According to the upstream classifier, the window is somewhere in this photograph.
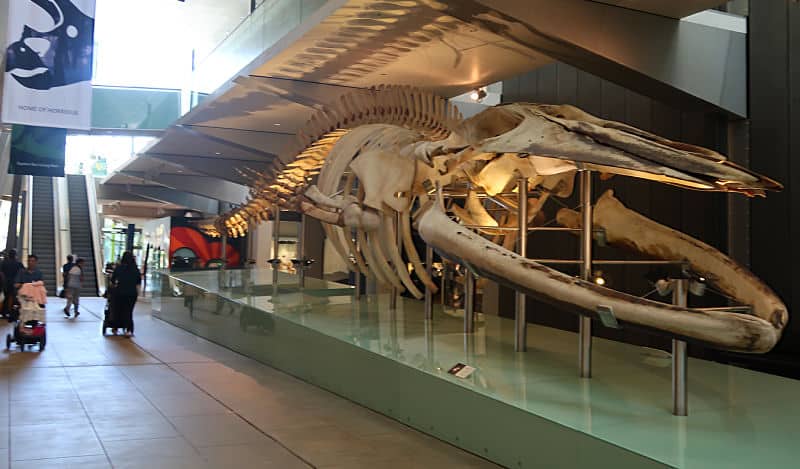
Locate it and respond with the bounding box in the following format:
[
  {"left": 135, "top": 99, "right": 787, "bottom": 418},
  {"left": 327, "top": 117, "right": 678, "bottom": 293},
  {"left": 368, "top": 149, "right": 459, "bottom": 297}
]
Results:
[
  {"left": 65, "top": 135, "right": 155, "bottom": 177},
  {"left": 92, "top": 0, "right": 250, "bottom": 89}
]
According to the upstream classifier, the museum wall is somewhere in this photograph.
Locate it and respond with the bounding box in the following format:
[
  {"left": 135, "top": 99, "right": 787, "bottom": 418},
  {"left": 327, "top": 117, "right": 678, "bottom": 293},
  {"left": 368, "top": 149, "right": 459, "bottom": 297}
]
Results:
[{"left": 748, "top": 1, "right": 800, "bottom": 366}]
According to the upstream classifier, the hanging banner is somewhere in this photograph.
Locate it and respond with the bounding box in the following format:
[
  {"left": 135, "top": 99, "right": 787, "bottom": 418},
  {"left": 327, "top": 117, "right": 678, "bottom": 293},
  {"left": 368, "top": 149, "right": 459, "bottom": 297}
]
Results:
[
  {"left": 1, "top": 0, "right": 96, "bottom": 129},
  {"left": 8, "top": 124, "right": 66, "bottom": 176}
]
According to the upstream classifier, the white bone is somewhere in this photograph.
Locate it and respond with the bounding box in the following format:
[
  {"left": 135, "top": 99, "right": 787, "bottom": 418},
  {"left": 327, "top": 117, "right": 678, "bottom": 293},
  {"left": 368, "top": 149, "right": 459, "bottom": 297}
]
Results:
[
  {"left": 557, "top": 190, "right": 788, "bottom": 334},
  {"left": 417, "top": 201, "right": 779, "bottom": 353}
]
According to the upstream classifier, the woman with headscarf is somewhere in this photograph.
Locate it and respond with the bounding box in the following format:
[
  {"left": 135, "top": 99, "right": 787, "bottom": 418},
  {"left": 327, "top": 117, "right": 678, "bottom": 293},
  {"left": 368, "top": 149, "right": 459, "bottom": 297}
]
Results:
[{"left": 110, "top": 252, "right": 141, "bottom": 337}]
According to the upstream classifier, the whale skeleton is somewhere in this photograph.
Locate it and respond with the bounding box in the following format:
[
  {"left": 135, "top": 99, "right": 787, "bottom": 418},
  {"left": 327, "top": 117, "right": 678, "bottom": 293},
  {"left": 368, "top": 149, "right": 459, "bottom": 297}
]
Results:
[{"left": 220, "top": 85, "right": 786, "bottom": 354}]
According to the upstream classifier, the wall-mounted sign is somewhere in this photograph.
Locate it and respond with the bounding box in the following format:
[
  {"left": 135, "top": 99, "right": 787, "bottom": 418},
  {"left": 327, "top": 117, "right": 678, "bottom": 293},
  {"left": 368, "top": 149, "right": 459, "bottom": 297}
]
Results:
[
  {"left": 1, "top": 0, "right": 96, "bottom": 129},
  {"left": 8, "top": 124, "right": 66, "bottom": 176}
]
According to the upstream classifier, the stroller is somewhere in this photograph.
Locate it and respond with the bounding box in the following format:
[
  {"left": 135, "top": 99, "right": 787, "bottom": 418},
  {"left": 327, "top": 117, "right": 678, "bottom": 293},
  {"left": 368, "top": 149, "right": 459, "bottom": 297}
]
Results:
[{"left": 6, "top": 295, "right": 46, "bottom": 351}]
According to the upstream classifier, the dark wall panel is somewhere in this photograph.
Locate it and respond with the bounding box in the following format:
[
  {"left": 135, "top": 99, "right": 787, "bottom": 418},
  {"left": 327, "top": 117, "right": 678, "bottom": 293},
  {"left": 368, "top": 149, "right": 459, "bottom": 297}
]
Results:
[
  {"left": 750, "top": 0, "right": 798, "bottom": 365},
  {"left": 791, "top": 2, "right": 800, "bottom": 350}
]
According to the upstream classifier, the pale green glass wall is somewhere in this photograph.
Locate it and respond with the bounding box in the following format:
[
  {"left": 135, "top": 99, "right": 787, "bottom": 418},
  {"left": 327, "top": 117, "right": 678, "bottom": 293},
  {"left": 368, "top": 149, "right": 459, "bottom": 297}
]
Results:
[{"left": 91, "top": 87, "right": 181, "bottom": 130}]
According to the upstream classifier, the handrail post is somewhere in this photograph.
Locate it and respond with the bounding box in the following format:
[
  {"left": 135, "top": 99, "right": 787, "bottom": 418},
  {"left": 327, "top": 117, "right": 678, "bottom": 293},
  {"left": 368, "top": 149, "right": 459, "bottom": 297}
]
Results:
[
  {"left": 579, "top": 170, "right": 593, "bottom": 378},
  {"left": 672, "top": 278, "right": 689, "bottom": 416},
  {"left": 515, "top": 178, "right": 528, "bottom": 352}
]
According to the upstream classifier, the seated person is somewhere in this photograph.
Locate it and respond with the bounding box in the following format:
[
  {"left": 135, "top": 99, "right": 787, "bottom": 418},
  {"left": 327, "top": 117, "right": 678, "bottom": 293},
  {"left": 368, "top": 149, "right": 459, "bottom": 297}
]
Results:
[
  {"left": 14, "top": 254, "right": 43, "bottom": 288},
  {"left": 15, "top": 254, "right": 45, "bottom": 311}
]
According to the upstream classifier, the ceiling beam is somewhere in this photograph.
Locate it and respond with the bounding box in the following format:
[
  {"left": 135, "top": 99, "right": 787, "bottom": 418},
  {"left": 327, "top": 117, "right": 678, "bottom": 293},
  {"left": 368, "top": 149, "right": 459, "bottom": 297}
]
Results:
[
  {"left": 102, "top": 205, "right": 184, "bottom": 219},
  {"left": 127, "top": 186, "right": 220, "bottom": 215},
  {"left": 177, "top": 124, "right": 281, "bottom": 161},
  {"left": 96, "top": 184, "right": 158, "bottom": 203},
  {"left": 119, "top": 171, "right": 249, "bottom": 205},
  {"left": 146, "top": 152, "right": 269, "bottom": 186}
]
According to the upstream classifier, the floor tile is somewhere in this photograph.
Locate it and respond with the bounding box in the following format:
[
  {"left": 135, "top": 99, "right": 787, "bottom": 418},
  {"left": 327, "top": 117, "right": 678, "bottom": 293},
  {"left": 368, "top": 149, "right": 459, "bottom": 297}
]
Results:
[
  {"left": 119, "top": 366, "right": 198, "bottom": 395},
  {"left": 9, "top": 381, "right": 77, "bottom": 403},
  {"left": 104, "top": 437, "right": 202, "bottom": 463},
  {"left": 113, "top": 458, "right": 210, "bottom": 469},
  {"left": 147, "top": 391, "right": 231, "bottom": 417},
  {"left": 91, "top": 414, "right": 178, "bottom": 442},
  {"left": 80, "top": 392, "right": 160, "bottom": 418},
  {"left": 9, "top": 398, "right": 87, "bottom": 426},
  {"left": 169, "top": 413, "right": 267, "bottom": 447},
  {"left": 198, "top": 443, "right": 310, "bottom": 469},
  {"left": 269, "top": 424, "right": 380, "bottom": 467},
  {"left": 10, "top": 455, "right": 110, "bottom": 469},
  {"left": 10, "top": 421, "right": 103, "bottom": 461}
]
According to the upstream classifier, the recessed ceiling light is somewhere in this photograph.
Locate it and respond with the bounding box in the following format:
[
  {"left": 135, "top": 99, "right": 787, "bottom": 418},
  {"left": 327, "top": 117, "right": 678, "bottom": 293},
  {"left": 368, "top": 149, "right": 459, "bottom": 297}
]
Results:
[
  {"left": 470, "top": 87, "right": 487, "bottom": 102},
  {"left": 273, "top": 123, "right": 281, "bottom": 126},
  {"left": 215, "top": 152, "right": 221, "bottom": 155}
]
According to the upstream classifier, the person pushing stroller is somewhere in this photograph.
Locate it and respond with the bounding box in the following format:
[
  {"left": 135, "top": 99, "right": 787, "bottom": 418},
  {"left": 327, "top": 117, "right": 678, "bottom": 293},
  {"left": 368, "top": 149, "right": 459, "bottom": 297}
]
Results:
[
  {"left": 104, "top": 252, "right": 140, "bottom": 337},
  {"left": 6, "top": 254, "right": 47, "bottom": 351}
]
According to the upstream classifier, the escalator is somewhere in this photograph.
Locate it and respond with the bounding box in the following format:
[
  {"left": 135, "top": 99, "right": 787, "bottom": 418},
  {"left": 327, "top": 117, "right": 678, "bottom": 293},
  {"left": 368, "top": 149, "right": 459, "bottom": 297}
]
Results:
[
  {"left": 67, "top": 175, "right": 99, "bottom": 296},
  {"left": 30, "top": 177, "right": 57, "bottom": 295}
]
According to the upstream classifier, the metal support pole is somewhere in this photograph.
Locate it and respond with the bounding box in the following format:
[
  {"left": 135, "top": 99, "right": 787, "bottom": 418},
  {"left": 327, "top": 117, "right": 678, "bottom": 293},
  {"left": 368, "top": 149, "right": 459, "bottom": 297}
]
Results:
[
  {"left": 353, "top": 230, "right": 362, "bottom": 300},
  {"left": 425, "top": 308, "right": 435, "bottom": 361},
  {"left": 388, "top": 281, "right": 398, "bottom": 308},
  {"left": 515, "top": 178, "right": 528, "bottom": 352},
  {"left": 579, "top": 170, "right": 593, "bottom": 378},
  {"left": 297, "top": 214, "right": 307, "bottom": 288},
  {"left": 424, "top": 245, "right": 434, "bottom": 320},
  {"left": 672, "top": 278, "right": 689, "bottom": 416},
  {"left": 354, "top": 271, "right": 362, "bottom": 300},
  {"left": 440, "top": 262, "right": 447, "bottom": 306},
  {"left": 5, "top": 175, "right": 22, "bottom": 252},
  {"left": 389, "top": 215, "right": 399, "bottom": 311},
  {"left": 220, "top": 234, "right": 228, "bottom": 270},
  {"left": 464, "top": 270, "right": 475, "bottom": 333},
  {"left": 272, "top": 206, "right": 281, "bottom": 288},
  {"left": 17, "top": 188, "right": 27, "bottom": 254}
]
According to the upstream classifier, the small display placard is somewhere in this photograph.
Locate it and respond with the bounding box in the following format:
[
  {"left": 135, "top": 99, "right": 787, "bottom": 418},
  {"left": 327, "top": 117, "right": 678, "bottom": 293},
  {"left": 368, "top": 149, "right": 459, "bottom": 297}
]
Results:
[{"left": 447, "top": 363, "right": 476, "bottom": 379}]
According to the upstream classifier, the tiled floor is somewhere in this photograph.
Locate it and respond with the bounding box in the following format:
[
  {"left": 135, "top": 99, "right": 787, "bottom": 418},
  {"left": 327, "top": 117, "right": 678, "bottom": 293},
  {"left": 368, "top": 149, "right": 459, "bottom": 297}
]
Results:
[{"left": 0, "top": 298, "right": 498, "bottom": 468}]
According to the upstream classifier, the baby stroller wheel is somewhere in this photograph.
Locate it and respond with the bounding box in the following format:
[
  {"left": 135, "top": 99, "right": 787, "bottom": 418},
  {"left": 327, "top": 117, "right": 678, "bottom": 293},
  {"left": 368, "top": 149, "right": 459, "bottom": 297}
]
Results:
[
  {"left": 6, "top": 333, "right": 11, "bottom": 350},
  {"left": 39, "top": 333, "right": 46, "bottom": 351},
  {"left": 102, "top": 321, "right": 108, "bottom": 336}
]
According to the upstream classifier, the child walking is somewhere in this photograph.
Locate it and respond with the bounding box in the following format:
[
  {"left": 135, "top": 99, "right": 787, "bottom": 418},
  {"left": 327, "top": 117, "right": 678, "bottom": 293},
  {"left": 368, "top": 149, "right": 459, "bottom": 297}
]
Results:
[{"left": 64, "top": 258, "right": 84, "bottom": 318}]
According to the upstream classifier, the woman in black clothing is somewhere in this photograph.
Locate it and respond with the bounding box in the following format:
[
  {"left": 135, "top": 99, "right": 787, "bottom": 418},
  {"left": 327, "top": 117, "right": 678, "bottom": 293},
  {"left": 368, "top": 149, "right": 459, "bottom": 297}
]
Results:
[{"left": 111, "top": 251, "right": 141, "bottom": 337}]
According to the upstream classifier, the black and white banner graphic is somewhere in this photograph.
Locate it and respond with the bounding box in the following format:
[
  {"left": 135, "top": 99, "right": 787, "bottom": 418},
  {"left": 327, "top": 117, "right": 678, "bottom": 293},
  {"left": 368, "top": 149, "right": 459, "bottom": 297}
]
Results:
[{"left": 2, "top": 0, "right": 96, "bottom": 129}]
